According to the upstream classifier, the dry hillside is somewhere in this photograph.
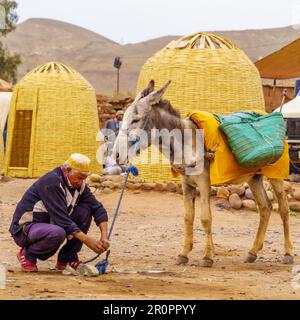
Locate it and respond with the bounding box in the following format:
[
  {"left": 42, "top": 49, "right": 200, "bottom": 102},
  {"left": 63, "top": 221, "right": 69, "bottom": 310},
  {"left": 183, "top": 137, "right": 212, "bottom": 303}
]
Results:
[{"left": 1, "top": 18, "right": 300, "bottom": 94}]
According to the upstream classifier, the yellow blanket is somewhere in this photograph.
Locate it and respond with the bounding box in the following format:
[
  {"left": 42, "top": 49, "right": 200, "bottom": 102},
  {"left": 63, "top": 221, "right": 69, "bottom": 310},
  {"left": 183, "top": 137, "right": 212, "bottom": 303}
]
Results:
[{"left": 185, "top": 111, "right": 289, "bottom": 185}]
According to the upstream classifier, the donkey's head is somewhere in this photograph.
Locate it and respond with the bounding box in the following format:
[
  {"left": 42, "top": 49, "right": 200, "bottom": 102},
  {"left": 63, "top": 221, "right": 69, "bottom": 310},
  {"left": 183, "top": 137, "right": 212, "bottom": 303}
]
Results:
[{"left": 113, "top": 80, "right": 172, "bottom": 165}]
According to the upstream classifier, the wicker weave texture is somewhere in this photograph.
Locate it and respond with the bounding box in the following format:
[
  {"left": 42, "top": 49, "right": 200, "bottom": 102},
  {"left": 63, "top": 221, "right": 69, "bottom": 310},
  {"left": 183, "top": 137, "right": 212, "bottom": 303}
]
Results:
[
  {"left": 0, "top": 133, "right": 3, "bottom": 174},
  {"left": 135, "top": 33, "right": 265, "bottom": 183},
  {"left": 5, "top": 62, "right": 100, "bottom": 178}
]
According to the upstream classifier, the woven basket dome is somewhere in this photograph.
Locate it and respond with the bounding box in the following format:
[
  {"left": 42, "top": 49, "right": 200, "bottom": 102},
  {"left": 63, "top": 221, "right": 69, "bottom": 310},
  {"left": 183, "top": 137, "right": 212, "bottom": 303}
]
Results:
[
  {"left": 135, "top": 32, "right": 265, "bottom": 183},
  {"left": 5, "top": 62, "right": 100, "bottom": 178},
  {"left": 0, "top": 134, "right": 3, "bottom": 174}
]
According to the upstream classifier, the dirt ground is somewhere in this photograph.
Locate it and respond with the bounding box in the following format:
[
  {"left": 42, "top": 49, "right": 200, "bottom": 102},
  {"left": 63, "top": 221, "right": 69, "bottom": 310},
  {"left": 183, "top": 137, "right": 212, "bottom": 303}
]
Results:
[{"left": 1, "top": 178, "right": 300, "bottom": 300}]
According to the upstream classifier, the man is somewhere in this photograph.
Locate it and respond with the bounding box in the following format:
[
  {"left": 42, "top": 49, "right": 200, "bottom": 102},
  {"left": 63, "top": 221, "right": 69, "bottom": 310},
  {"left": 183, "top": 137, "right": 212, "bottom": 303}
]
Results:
[
  {"left": 103, "top": 110, "right": 125, "bottom": 174},
  {"left": 9, "top": 153, "right": 109, "bottom": 272},
  {"left": 104, "top": 110, "right": 124, "bottom": 137}
]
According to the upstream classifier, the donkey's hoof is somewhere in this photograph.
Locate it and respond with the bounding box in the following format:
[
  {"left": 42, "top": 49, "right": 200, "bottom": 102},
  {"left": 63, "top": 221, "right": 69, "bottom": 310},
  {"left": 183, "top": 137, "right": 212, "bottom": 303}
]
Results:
[
  {"left": 176, "top": 255, "right": 189, "bottom": 265},
  {"left": 282, "top": 254, "right": 294, "bottom": 265},
  {"left": 244, "top": 253, "right": 257, "bottom": 263},
  {"left": 199, "top": 258, "right": 214, "bottom": 268}
]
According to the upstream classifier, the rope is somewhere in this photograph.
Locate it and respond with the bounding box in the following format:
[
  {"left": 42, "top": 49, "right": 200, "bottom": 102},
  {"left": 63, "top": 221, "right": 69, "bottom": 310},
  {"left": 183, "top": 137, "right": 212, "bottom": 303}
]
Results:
[
  {"left": 83, "top": 114, "right": 150, "bottom": 265},
  {"left": 83, "top": 168, "right": 131, "bottom": 264}
]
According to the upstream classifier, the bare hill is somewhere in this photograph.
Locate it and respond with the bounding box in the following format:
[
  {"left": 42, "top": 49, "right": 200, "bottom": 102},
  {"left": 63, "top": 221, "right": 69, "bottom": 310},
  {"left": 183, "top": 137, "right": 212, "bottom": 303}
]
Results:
[{"left": 1, "top": 18, "right": 300, "bottom": 94}]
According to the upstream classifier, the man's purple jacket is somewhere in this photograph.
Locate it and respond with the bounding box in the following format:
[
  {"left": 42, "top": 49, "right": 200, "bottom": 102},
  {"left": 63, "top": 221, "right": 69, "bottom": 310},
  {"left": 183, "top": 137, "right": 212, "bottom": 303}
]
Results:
[{"left": 9, "top": 167, "right": 108, "bottom": 239}]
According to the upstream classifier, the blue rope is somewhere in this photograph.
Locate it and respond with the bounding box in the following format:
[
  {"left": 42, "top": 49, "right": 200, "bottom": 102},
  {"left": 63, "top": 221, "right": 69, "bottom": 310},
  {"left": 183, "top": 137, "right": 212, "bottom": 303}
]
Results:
[
  {"left": 83, "top": 114, "right": 148, "bottom": 267},
  {"left": 83, "top": 167, "right": 131, "bottom": 264}
]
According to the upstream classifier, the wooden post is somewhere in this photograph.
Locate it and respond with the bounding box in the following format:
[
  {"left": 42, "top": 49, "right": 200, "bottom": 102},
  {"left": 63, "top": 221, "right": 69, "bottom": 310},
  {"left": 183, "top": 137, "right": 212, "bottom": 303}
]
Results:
[
  {"left": 271, "top": 79, "right": 277, "bottom": 110},
  {"left": 117, "top": 68, "right": 120, "bottom": 95}
]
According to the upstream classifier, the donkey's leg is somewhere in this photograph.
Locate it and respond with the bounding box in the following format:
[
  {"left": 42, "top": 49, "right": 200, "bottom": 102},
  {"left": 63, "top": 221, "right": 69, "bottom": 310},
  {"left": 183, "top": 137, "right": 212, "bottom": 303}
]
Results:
[
  {"left": 269, "top": 178, "right": 294, "bottom": 264},
  {"left": 197, "top": 174, "right": 214, "bottom": 268},
  {"left": 176, "top": 178, "right": 196, "bottom": 265},
  {"left": 245, "top": 175, "right": 272, "bottom": 263}
]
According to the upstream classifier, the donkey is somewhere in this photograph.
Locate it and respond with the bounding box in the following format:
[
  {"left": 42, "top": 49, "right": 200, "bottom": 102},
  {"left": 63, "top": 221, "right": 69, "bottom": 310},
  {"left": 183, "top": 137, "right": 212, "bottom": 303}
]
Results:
[{"left": 113, "top": 80, "right": 293, "bottom": 267}]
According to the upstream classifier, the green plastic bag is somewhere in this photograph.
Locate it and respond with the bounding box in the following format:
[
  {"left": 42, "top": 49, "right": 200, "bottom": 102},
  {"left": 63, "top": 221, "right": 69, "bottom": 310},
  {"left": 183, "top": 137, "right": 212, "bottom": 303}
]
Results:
[{"left": 215, "top": 112, "right": 286, "bottom": 168}]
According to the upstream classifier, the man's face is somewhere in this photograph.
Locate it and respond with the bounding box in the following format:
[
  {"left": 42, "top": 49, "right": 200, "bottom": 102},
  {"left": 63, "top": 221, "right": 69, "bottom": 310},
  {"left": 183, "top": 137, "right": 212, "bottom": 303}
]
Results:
[
  {"left": 116, "top": 114, "right": 123, "bottom": 122},
  {"left": 67, "top": 169, "right": 87, "bottom": 188}
]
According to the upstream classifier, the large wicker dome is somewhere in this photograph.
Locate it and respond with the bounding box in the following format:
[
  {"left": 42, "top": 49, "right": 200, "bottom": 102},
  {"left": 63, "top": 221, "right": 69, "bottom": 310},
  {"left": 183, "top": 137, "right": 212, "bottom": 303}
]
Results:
[
  {"left": 135, "top": 32, "right": 265, "bottom": 183},
  {"left": 5, "top": 62, "right": 100, "bottom": 178},
  {"left": 0, "top": 134, "right": 3, "bottom": 174}
]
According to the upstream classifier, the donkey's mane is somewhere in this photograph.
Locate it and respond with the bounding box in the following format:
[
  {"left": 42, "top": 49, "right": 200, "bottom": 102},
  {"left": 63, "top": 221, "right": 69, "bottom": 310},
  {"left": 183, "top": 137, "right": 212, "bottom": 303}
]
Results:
[{"left": 153, "top": 99, "right": 181, "bottom": 118}]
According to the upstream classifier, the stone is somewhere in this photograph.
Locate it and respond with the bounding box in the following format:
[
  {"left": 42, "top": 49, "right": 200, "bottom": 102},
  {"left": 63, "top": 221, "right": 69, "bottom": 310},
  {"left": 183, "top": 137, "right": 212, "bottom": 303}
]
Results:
[
  {"left": 126, "top": 182, "right": 134, "bottom": 190},
  {"left": 107, "top": 175, "right": 123, "bottom": 183},
  {"left": 99, "top": 176, "right": 110, "bottom": 183},
  {"left": 176, "top": 184, "right": 183, "bottom": 195},
  {"left": 216, "top": 186, "right": 230, "bottom": 199},
  {"left": 115, "top": 183, "right": 124, "bottom": 189},
  {"left": 88, "top": 182, "right": 101, "bottom": 189},
  {"left": 242, "top": 200, "right": 257, "bottom": 211},
  {"left": 215, "top": 199, "right": 231, "bottom": 210},
  {"left": 228, "top": 184, "right": 245, "bottom": 196},
  {"left": 245, "top": 189, "right": 254, "bottom": 200},
  {"left": 89, "top": 187, "right": 96, "bottom": 193},
  {"left": 141, "top": 183, "right": 155, "bottom": 191},
  {"left": 89, "top": 174, "right": 102, "bottom": 183},
  {"left": 154, "top": 183, "right": 167, "bottom": 192},
  {"left": 289, "top": 202, "right": 300, "bottom": 213},
  {"left": 229, "top": 193, "right": 242, "bottom": 210},
  {"left": 0, "top": 176, "right": 13, "bottom": 183},
  {"left": 283, "top": 181, "right": 293, "bottom": 192},
  {"left": 166, "top": 183, "right": 177, "bottom": 193},
  {"left": 290, "top": 174, "right": 300, "bottom": 183},
  {"left": 292, "top": 189, "right": 300, "bottom": 201},
  {"left": 133, "top": 190, "right": 141, "bottom": 194},
  {"left": 131, "top": 178, "right": 143, "bottom": 184},
  {"left": 76, "top": 264, "right": 99, "bottom": 277},
  {"left": 101, "top": 181, "right": 116, "bottom": 189},
  {"left": 132, "top": 183, "right": 142, "bottom": 190},
  {"left": 210, "top": 187, "right": 218, "bottom": 196},
  {"left": 266, "top": 190, "right": 274, "bottom": 201},
  {"left": 103, "top": 188, "right": 113, "bottom": 194},
  {"left": 99, "top": 114, "right": 111, "bottom": 121}
]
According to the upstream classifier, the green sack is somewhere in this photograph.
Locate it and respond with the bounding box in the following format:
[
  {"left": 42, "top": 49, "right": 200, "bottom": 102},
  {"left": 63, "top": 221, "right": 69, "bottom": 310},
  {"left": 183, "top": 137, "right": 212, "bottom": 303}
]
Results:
[{"left": 214, "top": 112, "right": 286, "bottom": 168}]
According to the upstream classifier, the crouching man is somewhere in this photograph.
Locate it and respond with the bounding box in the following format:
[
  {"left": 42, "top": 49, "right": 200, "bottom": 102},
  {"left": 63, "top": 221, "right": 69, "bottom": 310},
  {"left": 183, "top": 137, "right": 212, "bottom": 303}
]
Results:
[{"left": 9, "top": 153, "right": 109, "bottom": 272}]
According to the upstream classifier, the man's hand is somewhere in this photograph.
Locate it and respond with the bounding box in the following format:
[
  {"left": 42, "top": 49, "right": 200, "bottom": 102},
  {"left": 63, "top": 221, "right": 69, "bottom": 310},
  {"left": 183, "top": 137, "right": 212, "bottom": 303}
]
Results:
[
  {"left": 74, "top": 232, "right": 106, "bottom": 254},
  {"left": 84, "top": 236, "right": 106, "bottom": 254},
  {"left": 100, "top": 238, "right": 110, "bottom": 251}
]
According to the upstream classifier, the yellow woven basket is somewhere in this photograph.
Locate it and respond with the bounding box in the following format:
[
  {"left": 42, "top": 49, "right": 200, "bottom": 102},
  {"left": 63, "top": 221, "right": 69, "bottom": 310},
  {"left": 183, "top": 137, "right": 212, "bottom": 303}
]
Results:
[
  {"left": 0, "top": 133, "right": 4, "bottom": 174},
  {"left": 135, "top": 32, "right": 265, "bottom": 183},
  {"left": 5, "top": 62, "right": 100, "bottom": 178}
]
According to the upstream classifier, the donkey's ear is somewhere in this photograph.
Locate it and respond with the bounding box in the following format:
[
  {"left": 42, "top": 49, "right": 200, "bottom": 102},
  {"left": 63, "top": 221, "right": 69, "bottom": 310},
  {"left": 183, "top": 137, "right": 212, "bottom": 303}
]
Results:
[
  {"left": 133, "top": 80, "right": 155, "bottom": 103},
  {"left": 141, "top": 80, "right": 155, "bottom": 98},
  {"left": 147, "top": 80, "right": 171, "bottom": 105}
]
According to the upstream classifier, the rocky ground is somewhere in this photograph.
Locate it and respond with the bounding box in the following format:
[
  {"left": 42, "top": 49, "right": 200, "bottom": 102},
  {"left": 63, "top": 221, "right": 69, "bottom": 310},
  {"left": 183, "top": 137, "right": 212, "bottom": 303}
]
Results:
[{"left": 1, "top": 177, "right": 300, "bottom": 300}]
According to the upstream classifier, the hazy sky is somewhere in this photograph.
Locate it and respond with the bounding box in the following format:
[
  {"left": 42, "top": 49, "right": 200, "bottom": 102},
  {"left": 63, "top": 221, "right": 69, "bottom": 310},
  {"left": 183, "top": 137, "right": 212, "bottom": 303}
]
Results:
[{"left": 17, "top": 0, "right": 299, "bottom": 44}]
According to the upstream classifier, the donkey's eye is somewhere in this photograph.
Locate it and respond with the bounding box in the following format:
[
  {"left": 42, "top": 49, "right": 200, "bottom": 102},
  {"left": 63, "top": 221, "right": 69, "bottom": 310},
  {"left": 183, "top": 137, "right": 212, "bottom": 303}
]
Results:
[{"left": 132, "top": 119, "right": 140, "bottom": 124}]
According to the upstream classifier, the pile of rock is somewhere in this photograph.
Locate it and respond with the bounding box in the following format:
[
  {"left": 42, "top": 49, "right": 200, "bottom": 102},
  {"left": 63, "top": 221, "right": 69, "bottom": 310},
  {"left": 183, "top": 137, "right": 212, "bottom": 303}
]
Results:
[
  {"left": 215, "top": 180, "right": 299, "bottom": 212},
  {"left": 87, "top": 174, "right": 300, "bottom": 213},
  {"left": 288, "top": 187, "right": 300, "bottom": 212},
  {"left": 87, "top": 174, "right": 183, "bottom": 195},
  {"left": 0, "top": 175, "right": 13, "bottom": 183},
  {"left": 96, "top": 95, "right": 133, "bottom": 128}
]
